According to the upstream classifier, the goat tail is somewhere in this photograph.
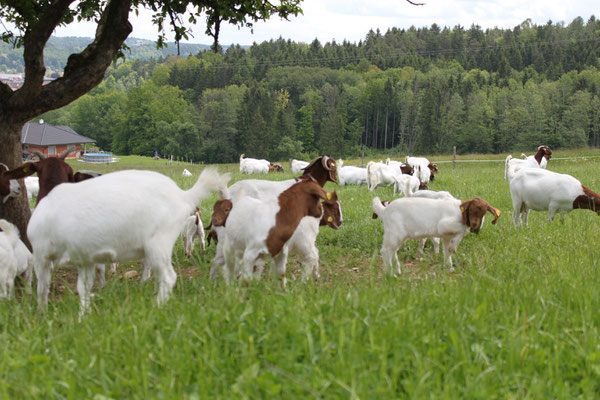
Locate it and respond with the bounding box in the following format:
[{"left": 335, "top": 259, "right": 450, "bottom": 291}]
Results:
[
  {"left": 405, "top": 178, "right": 414, "bottom": 197},
  {"left": 185, "top": 167, "right": 231, "bottom": 205},
  {"left": 366, "top": 161, "right": 374, "bottom": 190},
  {"left": 372, "top": 197, "right": 386, "bottom": 218},
  {"left": 504, "top": 155, "right": 513, "bottom": 181}
]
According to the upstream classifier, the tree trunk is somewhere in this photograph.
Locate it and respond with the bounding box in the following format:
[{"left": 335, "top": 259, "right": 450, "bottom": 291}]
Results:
[
  {"left": 384, "top": 107, "right": 389, "bottom": 150},
  {"left": 0, "top": 121, "right": 32, "bottom": 249}
]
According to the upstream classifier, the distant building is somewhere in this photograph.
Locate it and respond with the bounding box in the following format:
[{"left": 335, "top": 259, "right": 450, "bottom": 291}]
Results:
[{"left": 21, "top": 120, "right": 95, "bottom": 159}]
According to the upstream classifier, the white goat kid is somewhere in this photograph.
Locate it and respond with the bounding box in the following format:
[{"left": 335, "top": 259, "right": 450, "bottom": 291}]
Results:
[
  {"left": 367, "top": 161, "right": 402, "bottom": 191},
  {"left": 27, "top": 167, "right": 229, "bottom": 317},
  {"left": 509, "top": 168, "right": 600, "bottom": 226}
]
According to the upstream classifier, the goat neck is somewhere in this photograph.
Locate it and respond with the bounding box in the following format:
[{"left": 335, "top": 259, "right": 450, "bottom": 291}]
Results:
[
  {"left": 265, "top": 180, "right": 327, "bottom": 256},
  {"left": 573, "top": 185, "right": 600, "bottom": 214}
]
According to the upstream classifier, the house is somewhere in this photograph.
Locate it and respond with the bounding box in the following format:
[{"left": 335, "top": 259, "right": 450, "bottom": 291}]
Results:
[{"left": 21, "top": 120, "right": 95, "bottom": 159}]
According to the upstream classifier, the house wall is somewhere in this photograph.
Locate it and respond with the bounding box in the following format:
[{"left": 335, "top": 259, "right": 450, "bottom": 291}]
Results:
[{"left": 23, "top": 144, "right": 83, "bottom": 159}]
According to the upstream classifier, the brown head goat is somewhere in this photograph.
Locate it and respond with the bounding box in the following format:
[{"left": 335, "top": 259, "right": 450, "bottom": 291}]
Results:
[
  {"left": 3, "top": 149, "right": 100, "bottom": 205},
  {"left": 221, "top": 179, "right": 329, "bottom": 284}
]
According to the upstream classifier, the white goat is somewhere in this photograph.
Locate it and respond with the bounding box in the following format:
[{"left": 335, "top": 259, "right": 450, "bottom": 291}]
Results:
[
  {"left": 0, "top": 219, "right": 18, "bottom": 298},
  {"left": 406, "top": 189, "right": 457, "bottom": 254},
  {"left": 367, "top": 161, "right": 403, "bottom": 191},
  {"left": 289, "top": 159, "right": 309, "bottom": 175},
  {"left": 182, "top": 168, "right": 192, "bottom": 177},
  {"left": 505, "top": 146, "right": 552, "bottom": 181},
  {"left": 25, "top": 176, "right": 39, "bottom": 200},
  {"left": 0, "top": 219, "right": 31, "bottom": 298},
  {"left": 509, "top": 168, "right": 600, "bottom": 226},
  {"left": 337, "top": 159, "right": 368, "bottom": 186},
  {"left": 392, "top": 174, "right": 424, "bottom": 196},
  {"left": 27, "top": 167, "right": 229, "bottom": 317},
  {"left": 239, "top": 154, "right": 270, "bottom": 174},
  {"left": 372, "top": 196, "right": 500, "bottom": 274},
  {"left": 222, "top": 180, "right": 328, "bottom": 284}
]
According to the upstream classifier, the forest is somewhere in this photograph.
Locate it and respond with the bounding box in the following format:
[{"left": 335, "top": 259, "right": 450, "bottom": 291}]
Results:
[{"left": 39, "top": 16, "right": 600, "bottom": 163}]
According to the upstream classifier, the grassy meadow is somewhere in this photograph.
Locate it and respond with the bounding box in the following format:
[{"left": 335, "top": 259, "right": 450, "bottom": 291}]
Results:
[{"left": 2, "top": 150, "right": 600, "bottom": 398}]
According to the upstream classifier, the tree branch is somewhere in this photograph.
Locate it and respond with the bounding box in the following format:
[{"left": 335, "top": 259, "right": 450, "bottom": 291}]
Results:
[
  {"left": 11, "top": 0, "right": 75, "bottom": 111},
  {"left": 7, "top": 0, "right": 133, "bottom": 122}
]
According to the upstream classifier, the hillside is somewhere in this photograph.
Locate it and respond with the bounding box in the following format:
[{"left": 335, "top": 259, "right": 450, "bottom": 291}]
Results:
[{"left": 0, "top": 36, "right": 212, "bottom": 74}]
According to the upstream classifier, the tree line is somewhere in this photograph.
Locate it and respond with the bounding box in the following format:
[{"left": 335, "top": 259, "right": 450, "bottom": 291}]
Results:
[{"left": 41, "top": 16, "right": 600, "bottom": 163}]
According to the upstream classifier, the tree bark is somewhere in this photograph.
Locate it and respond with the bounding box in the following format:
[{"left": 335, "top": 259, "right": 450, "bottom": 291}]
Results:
[{"left": 0, "top": 121, "right": 32, "bottom": 249}]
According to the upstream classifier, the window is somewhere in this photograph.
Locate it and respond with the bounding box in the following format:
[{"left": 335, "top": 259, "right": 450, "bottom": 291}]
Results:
[{"left": 48, "top": 146, "right": 56, "bottom": 156}]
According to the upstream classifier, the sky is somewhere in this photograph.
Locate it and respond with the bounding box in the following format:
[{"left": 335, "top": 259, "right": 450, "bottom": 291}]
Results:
[{"left": 53, "top": 0, "right": 599, "bottom": 46}]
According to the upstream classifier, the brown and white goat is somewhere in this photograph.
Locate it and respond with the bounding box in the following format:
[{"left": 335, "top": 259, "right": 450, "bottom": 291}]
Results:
[
  {"left": 372, "top": 196, "right": 500, "bottom": 274},
  {"left": 510, "top": 168, "right": 600, "bottom": 225},
  {"left": 221, "top": 180, "right": 329, "bottom": 284}
]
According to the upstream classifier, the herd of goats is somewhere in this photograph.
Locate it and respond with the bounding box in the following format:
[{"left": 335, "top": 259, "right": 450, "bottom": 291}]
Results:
[{"left": 0, "top": 144, "right": 599, "bottom": 318}]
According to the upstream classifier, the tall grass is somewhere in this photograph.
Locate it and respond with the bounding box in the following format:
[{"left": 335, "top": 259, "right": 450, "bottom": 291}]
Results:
[{"left": 2, "top": 151, "right": 600, "bottom": 398}]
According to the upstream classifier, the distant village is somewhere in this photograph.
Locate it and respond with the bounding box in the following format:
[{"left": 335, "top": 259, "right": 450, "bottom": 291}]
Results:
[{"left": 0, "top": 72, "right": 60, "bottom": 90}]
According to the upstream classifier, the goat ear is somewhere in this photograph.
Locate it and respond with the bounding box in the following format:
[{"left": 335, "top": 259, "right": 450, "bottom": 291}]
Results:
[
  {"left": 4, "top": 162, "right": 37, "bottom": 180},
  {"left": 460, "top": 200, "right": 471, "bottom": 227},
  {"left": 487, "top": 205, "right": 501, "bottom": 224},
  {"left": 306, "top": 184, "right": 327, "bottom": 201},
  {"left": 327, "top": 190, "right": 338, "bottom": 201}
]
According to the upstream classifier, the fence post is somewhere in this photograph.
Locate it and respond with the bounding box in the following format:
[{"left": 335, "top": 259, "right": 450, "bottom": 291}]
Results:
[{"left": 453, "top": 146, "right": 456, "bottom": 170}]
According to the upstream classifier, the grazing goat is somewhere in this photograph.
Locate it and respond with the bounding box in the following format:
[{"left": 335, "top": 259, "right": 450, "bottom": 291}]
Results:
[
  {"left": 0, "top": 163, "right": 20, "bottom": 203},
  {"left": 222, "top": 180, "right": 328, "bottom": 284},
  {"left": 239, "top": 154, "right": 270, "bottom": 174},
  {"left": 289, "top": 159, "right": 309, "bottom": 175},
  {"left": 372, "top": 196, "right": 500, "bottom": 274},
  {"left": 337, "top": 159, "right": 368, "bottom": 186},
  {"left": 504, "top": 145, "right": 552, "bottom": 181},
  {"left": 284, "top": 190, "right": 342, "bottom": 280},
  {"left": 182, "top": 168, "right": 192, "bottom": 177},
  {"left": 27, "top": 167, "right": 229, "bottom": 317},
  {"left": 509, "top": 168, "right": 600, "bottom": 226},
  {"left": 206, "top": 199, "right": 233, "bottom": 279},
  {"left": 405, "top": 156, "right": 437, "bottom": 183}
]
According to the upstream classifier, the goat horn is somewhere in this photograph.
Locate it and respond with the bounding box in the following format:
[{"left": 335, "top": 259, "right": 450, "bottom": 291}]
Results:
[
  {"left": 58, "top": 147, "right": 75, "bottom": 160},
  {"left": 321, "top": 155, "right": 332, "bottom": 171},
  {"left": 30, "top": 149, "right": 47, "bottom": 160}
]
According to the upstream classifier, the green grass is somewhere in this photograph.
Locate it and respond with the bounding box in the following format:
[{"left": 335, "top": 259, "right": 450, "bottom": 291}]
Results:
[{"left": 3, "top": 151, "right": 600, "bottom": 398}]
